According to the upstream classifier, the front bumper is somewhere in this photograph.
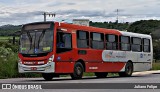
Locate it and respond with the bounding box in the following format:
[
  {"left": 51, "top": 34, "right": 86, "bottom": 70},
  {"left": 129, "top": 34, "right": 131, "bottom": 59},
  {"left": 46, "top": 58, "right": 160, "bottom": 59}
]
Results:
[{"left": 18, "top": 62, "right": 55, "bottom": 73}]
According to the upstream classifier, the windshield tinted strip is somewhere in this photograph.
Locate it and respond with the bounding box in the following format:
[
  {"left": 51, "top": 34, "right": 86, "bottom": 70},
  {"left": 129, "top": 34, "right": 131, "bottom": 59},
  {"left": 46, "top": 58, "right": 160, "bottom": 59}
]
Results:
[{"left": 23, "top": 22, "right": 54, "bottom": 31}]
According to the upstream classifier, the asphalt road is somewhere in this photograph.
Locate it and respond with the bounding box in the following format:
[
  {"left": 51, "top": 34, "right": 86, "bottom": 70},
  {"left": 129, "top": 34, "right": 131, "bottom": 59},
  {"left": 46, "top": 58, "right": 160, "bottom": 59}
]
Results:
[{"left": 0, "top": 70, "right": 160, "bottom": 92}]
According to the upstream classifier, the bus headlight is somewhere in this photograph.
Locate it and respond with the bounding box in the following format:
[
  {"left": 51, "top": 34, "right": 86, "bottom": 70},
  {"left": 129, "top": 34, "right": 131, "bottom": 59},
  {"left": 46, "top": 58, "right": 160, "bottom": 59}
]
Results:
[
  {"left": 18, "top": 58, "right": 22, "bottom": 64},
  {"left": 48, "top": 55, "right": 54, "bottom": 63}
]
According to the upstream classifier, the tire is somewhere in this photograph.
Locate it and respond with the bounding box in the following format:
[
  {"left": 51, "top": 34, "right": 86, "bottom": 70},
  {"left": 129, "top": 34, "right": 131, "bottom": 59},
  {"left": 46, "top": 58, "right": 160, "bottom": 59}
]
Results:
[
  {"left": 71, "top": 62, "right": 84, "bottom": 79},
  {"left": 95, "top": 72, "right": 108, "bottom": 78},
  {"left": 119, "top": 62, "right": 133, "bottom": 77},
  {"left": 42, "top": 73, "right": 54, "bottom": 81}
]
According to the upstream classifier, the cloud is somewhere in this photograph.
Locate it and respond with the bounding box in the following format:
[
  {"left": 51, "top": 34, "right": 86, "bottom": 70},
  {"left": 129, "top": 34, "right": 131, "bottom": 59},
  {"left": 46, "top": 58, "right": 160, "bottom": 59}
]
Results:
[
  {"left": 56, "top": 9, "right": 103, "bottom": 17},
  {"left": 0, "top": 11, "right": 45, "bottom": 25},
  {"left": 1, "top": 0, "right": 160, "bottom": 25},
  {"left": 66, "top": 3, "right": 76, "bottom": 5}
]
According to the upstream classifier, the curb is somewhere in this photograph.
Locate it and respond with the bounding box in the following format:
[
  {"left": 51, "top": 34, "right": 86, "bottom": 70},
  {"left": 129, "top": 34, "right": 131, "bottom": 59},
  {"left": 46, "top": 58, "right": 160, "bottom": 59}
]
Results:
[{"left": 133, "top": 70, "right": 160, "bottom": 76}]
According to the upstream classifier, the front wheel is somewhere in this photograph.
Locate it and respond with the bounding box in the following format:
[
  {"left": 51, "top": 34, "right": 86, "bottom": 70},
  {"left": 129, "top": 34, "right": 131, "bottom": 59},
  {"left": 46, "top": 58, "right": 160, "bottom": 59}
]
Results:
[
  {"left": 119, "top": 62, "right": 133, "bottom": 77},
  {"left": 70, "top": 62, "right": 84, "bottom": 79}
]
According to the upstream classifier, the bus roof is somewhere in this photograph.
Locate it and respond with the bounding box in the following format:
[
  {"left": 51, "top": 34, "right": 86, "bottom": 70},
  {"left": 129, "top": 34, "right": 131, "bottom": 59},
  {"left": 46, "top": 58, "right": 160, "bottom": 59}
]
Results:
[
  {"left": 57, "top": 22, "right": 121, "bottom": 35},
  {"left": 120, "top": 31, "right": 151, "bottom": 39},
  {"left": 23, "top": 21, "right": 151, "bottom": 39},
  {"left": 58, "top": 22, "right": 151, "bottom": 39}
]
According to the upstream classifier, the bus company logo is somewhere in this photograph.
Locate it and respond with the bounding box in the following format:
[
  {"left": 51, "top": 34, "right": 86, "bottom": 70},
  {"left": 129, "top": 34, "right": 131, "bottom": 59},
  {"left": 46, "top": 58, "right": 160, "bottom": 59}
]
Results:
[
  {"left": 105, "top": 51, "right": 113, "bottom": 59},
  {"left": 2, "top": 84, "right": 11, "bottom": 89},
  {"left": 34, "top": 48, "right": 38, "bottom": 53},
  {"left": 57, "top": 56, "right": 61, "bottom": 61},
  {"left": 140, "top": 53, "right": 143, "bottom": 58}
]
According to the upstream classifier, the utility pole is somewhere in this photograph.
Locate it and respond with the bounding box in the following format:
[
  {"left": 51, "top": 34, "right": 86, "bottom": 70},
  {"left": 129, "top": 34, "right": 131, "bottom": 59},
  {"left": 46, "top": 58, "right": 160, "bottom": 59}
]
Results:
[
  {"left": 42, "top": 12, "right": 56, "bottom": 22},
  {"left": 116, "top": 9, "right": 119, "bottom": 23}
]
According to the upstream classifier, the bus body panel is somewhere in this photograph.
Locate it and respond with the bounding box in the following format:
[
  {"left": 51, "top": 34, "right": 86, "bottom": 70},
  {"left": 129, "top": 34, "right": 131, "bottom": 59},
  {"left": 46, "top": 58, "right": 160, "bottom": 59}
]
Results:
[
  {"left": 85, "top": 62, "right": 125, "bottom": 72},
  {"left": 54, "top": 49, "right": 77, "bottom": 73}
]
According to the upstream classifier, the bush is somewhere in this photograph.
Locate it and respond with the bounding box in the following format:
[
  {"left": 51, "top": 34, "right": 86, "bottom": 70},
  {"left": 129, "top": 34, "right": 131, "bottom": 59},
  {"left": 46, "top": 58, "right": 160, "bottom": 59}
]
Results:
[
  {"left": 152, "top": 63, "right": 160, "bottom": 70},
  {"left": 0, "top": 42, "right": 41, "bottom": 79},
  {"left": 0, "top": 41, "right": 18, "bottom": 52},
  {"left": 0, "top": 48, "right": 18, "bottom": 78}
]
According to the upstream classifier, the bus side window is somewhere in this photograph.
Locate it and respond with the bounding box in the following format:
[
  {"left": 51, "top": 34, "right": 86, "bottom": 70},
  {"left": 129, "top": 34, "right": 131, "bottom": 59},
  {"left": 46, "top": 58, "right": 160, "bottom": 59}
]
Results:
[
  {"left": 143, "top": 38, "right": 150, "bottom": 52},
  {"left": 90, "top": 32, "right": 104, "bottom": 49},
  {"left": 106, "top": 34, "right": 118, "bottom": 50},
  {"left": 120, "top": 36, "right": 130, "bottom": 51},
  {"left": 56, "top": 32, "right": 72, "bottom": 53},
  {"left": 131, "top": 37, "right": 142, "bottom": 52},
  {"left": 77, "top": 30, "right": 89, "bottom": 48}
]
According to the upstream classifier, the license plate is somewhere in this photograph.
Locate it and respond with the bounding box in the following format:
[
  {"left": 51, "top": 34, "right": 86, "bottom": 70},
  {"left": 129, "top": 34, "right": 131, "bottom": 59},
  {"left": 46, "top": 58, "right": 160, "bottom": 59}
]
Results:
[{"left": 31, "top": 67, "right": 37, "bottom": 70}]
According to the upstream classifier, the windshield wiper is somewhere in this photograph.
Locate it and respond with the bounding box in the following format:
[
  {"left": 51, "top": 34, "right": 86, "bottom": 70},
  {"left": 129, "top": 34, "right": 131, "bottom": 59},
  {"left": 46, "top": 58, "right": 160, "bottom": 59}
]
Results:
[
  {"left": 27, "top": 31, "right": 32, "bottom": 53},
  {"left": 37, "top": 30, "right": 46, "bottom": 49}
]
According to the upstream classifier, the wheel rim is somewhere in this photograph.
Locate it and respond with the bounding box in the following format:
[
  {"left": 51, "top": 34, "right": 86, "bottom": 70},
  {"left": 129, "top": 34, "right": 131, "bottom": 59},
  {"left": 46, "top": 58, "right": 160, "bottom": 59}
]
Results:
[
  {"left": 126, "top": 64, "right": 132, "bottom": 75},
  {"left": 76, "top": 66, "right": 82, "bottom": 75}
]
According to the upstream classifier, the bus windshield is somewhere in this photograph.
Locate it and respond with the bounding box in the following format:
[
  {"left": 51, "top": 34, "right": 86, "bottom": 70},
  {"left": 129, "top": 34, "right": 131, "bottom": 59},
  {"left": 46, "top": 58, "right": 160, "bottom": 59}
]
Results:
[{"left": 19, "top": 29, "right": 53, "bottom": 54}]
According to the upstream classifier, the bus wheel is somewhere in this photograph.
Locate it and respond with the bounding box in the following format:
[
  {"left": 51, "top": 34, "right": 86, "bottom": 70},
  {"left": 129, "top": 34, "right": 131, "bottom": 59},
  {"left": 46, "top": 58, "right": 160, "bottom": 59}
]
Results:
[
  {"left": 42, "top": 73, "right": 54, "bottom": 81},
  {"left": 71, "top": 62, "right": 84, "bottom": 79},
  {"left": 119, "top": 61, "right": 133, "bottom": 77},
  {"left": 95, "top": 72, "right": 108, "bottom": 78}
]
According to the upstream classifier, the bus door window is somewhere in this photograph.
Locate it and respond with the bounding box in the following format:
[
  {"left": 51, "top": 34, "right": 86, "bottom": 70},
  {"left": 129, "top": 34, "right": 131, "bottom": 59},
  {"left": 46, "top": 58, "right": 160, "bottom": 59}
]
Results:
[{"left": 56, "top": 32, "right": 72, "bottom": 53}]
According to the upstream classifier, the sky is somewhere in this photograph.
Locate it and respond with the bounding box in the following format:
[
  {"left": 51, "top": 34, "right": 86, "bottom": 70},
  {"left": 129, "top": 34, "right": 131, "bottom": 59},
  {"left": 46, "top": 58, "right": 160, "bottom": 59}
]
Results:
[{"left": 0, "top": 0, "right": 160, "bottom": 26}]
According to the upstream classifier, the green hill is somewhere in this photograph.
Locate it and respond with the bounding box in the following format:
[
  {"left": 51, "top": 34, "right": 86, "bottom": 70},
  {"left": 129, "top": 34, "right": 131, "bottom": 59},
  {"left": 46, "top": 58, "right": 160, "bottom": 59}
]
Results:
[{"left": 0, "top": 25, "right": 21, "bottom": 36}]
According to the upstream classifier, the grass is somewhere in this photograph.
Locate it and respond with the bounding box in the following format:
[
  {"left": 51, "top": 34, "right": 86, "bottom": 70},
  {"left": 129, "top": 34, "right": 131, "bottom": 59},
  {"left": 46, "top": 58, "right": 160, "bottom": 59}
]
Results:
[
  {"left": 152, "top": 62, "right": 160, "bottom": 70},
  {"left": 0, "top": 53, "right": 18, "bottom": 78},
  {"left": 0, "top": 36, "right": 19, "bottom": 39},
  {"left": 0, "top": 36, "right": 19, "bottom": 42}
]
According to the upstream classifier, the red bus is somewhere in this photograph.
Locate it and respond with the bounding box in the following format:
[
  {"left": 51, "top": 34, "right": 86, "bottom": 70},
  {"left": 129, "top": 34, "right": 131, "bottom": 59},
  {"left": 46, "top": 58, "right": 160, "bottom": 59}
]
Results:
[{"left": 18, "top": 21, "right": 153, "bottom": 80}]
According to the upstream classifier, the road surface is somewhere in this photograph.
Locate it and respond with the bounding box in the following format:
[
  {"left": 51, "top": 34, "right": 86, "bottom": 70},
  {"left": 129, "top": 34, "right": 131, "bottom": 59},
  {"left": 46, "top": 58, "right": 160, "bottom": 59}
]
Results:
[{"left": 0, "top": 70, "right": 160, "bottom": 92}]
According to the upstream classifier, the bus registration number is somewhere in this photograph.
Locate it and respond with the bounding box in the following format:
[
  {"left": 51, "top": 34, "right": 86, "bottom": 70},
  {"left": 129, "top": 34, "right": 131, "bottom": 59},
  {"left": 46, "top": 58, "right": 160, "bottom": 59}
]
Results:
[{"left": 31, "top": 67, "right": 37, "bottom": 70}]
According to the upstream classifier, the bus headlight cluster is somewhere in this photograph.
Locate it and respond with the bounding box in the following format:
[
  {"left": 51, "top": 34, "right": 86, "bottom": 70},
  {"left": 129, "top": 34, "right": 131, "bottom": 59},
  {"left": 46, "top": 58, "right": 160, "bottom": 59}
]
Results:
[
  {"left": 48, "top": 55, "right": 54, "bottom": 63},
  {"left": 45, "top": 65, "right": 51, "bottom": 70},
  {"left": 18, "top": 58, "right": 22, "bottom": 64}
]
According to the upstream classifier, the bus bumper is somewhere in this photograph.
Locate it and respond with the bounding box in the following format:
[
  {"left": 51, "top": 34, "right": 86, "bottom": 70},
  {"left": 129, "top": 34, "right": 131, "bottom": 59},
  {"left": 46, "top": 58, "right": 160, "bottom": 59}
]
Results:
[{"left": 18, "top": 62, "right": 55, "bottom": 73}]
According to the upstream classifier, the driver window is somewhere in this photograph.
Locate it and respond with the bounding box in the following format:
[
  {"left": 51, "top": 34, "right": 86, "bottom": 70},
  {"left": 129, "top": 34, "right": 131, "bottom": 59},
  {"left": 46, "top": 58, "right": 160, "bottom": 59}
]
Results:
[{"left": 56, "top": 32, "right": 72, "bottom": 53}]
